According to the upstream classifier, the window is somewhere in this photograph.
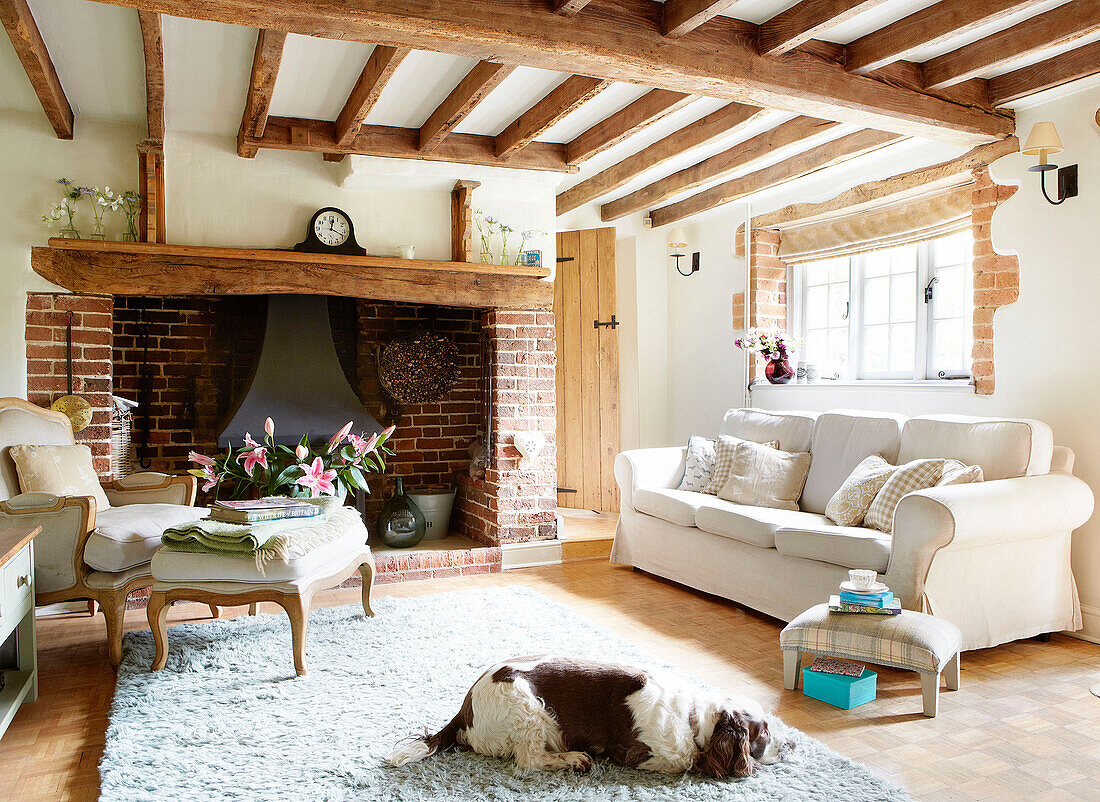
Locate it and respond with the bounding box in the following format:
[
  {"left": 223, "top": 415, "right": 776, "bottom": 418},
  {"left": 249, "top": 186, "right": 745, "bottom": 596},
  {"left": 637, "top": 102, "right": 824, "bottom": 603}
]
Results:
[{"left": 791, "top": 231, "right": 973, "bottom": 381}]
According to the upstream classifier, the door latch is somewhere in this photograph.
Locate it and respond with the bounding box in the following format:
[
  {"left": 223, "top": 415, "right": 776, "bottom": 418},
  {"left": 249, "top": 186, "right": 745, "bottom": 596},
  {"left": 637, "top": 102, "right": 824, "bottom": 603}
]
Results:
[{"left": 594, "top": 315, "right": 620, "bottom": 329}]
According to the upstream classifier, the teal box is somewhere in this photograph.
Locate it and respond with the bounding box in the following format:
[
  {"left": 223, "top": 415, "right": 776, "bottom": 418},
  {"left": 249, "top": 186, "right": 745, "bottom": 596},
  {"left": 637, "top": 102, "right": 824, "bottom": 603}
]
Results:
[{"left": 802, "top": 666, "right": 877, "bottom": 709}]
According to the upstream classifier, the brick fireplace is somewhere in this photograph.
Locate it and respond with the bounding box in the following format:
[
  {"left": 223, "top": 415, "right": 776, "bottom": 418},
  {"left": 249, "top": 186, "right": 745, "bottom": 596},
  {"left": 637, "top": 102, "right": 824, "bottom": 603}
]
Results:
[{"left": 25, "top": 291, "right": 558, "bottom": 563}]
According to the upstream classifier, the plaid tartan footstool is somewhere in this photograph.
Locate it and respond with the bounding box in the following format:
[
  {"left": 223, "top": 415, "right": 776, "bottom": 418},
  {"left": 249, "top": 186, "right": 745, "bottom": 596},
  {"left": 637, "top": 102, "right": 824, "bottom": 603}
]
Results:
[{"left": 780, "top": 603, "right": 962, "bottom": 717}]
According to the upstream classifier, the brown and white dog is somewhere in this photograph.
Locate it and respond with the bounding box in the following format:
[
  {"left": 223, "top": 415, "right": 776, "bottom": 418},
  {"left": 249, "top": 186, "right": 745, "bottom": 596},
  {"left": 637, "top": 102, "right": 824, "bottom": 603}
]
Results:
[{"left": 389, "top": 655, "right": 791, "bottom": 778}]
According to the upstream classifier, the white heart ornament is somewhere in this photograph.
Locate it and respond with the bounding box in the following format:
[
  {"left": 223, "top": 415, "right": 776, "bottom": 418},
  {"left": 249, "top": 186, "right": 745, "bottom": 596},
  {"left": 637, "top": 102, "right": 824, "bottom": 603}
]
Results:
[{"left": 513, "top": 431, "right": 546, "bottom": 469}]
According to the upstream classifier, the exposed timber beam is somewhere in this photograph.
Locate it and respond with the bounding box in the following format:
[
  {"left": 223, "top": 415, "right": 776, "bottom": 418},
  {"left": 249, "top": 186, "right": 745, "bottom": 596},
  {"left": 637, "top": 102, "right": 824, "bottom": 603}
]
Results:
[
  {"left": 236, "top": 29, "right": 287, "bottom": 158},
  {"left": 846, "top": 0, "right": 1046, "bottom": 75},
  {"left": 137, "top": 11, "right": 164, "bottom": 140},
  {"left": 556, "top": 102, "right": 764, "bottom": 215},
  {"left": 565, "top": 88, "right": 694, "bottom": 165},
  {"left": 0, "top": 0, "right": 73, "bottom": 139},
  {"left": 601, "top": 116, "right": 840, "bottom": 221},
  {"left": 244, "top": 116, "right": 577, "bottom": 173},
  {"left": 662, "top": 0, "right": 738, "bottom": 38},
  {"left": 86, "top": 0, "right": 1013, "bottom": 146},
  {"left": 922, "top": 4, "right": 1100, "bottom": 90},
  {"left": 989, "top": 39, "right": 1100, "bottom": 106},
  {"left": 649, "top": 129, "right": 903, "bottom": 227},
  {"left": 495, "top": 75, "right": 611, "bottom": 157},
  {"left": 451, "top": 180, "right": 481, "bottom": 262},
  {"left": 759, "top": 0, "right": 889, "bottom": 56},
  {"left": 746, "top": 136, "right": 1020, "bottom": 230},
  {"left": 335, "top": 45, "right": 411, "bottom": 147},
  {"left": 419, "top": 61, "right": 516, "bottom": 152},
  {"left": 553, "top": 0, "right": 592, "bottom": 17}
]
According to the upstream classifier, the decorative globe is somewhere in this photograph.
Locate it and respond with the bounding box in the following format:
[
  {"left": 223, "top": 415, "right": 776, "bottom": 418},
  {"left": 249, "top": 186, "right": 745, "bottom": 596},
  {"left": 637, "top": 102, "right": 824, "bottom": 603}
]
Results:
[{"left": 51, "top": 394, "right": 93, "bottom": 433}]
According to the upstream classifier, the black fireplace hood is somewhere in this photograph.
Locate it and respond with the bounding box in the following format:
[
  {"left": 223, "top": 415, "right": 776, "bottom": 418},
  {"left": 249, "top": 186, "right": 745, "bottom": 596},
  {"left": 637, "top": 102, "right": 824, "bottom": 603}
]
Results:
[{"left": 218, "top": 296, "right": 382, "bottom": 447}]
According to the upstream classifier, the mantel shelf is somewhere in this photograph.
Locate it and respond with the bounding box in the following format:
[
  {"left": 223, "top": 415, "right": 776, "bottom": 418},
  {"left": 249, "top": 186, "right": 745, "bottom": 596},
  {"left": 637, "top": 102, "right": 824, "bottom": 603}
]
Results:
[{"left": 32, "top": 239, "right": 553, "bottom": 310}]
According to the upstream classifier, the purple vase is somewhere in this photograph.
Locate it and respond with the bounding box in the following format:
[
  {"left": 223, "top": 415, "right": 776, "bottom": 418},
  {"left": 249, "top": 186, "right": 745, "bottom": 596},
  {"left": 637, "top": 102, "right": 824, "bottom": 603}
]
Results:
[{"left": 765, "top": 358, "right": 794, "bottom": 385}]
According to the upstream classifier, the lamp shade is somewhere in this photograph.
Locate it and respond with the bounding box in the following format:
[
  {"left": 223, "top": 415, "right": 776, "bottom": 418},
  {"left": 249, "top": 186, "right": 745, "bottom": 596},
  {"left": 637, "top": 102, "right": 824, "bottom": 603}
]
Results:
[
  {"left": 667, "top": 228, "right": 688, "bottom": 249},
  {"left": 1022, "top": 122, "right": 1064, "bottom": 156}
]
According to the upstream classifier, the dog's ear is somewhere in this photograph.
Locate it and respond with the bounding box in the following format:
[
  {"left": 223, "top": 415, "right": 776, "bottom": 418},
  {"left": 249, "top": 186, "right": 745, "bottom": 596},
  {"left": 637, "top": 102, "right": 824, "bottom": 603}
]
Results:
[{"left": 695, "top": 711, "right": 755, "bottom": 779}]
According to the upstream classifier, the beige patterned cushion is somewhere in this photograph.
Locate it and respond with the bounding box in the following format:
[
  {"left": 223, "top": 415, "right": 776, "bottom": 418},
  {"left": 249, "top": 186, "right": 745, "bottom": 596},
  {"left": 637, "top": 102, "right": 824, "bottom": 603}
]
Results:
[
  {"left": 703, "top": 435, "right": 779, "bottom": 495},
  {"left": 938, "top": 459, "right": 984, "bottom": 486},
  {"left": 824, "top": 455, "right": 896, "bottom": 527},
  {"left": 864, "top": 458, "right": 944, "bottom": 533},
  {"left": 9, "top": 444, "right": 111, "bottom": 510},
  {"left": 717, "top": 441, "right": 812, "bottom": 511}
]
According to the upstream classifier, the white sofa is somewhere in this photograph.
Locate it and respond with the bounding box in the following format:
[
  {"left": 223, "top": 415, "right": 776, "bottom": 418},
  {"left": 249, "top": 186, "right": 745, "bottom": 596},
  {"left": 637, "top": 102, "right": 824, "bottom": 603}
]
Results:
[{"left": 611, "top": 408, "right": 1094, "bottom": 651}]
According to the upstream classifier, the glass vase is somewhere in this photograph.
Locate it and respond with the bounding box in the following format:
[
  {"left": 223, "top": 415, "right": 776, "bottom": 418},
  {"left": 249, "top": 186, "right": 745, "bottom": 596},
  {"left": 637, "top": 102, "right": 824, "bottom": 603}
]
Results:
[
  {"left": 58, "top": 224, "right": 80, "bottom": 239},
  {"left": 377, "top": 477, "right": 426, "bottom": 548},
  {"left": 89, "top": 220, "right": 107, "bottom": 241},
  {"left": 765, "top": 357, "right": 794, "bottom": 385},
  {"left": 123, "top": 215, "right": 139, "bottom": 242}
]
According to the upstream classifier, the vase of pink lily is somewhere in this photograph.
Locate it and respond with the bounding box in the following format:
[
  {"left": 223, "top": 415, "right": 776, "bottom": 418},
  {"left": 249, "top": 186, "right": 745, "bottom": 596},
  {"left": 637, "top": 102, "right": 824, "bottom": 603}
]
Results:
[
  {"left": 188, "top": 416, "right": 396, "bottom": 502},
  {"left": 734, "top": 328, "right": 797, "bottom": 385}
]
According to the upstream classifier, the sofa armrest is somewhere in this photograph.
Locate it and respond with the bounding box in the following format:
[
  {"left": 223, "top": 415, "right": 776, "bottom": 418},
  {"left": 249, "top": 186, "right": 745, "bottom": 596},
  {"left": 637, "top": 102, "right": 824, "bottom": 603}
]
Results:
[
  {"left": 102, "top": 472, "right": 198, "bottom": 507},
  {"left": 614, "top": 447, "right": 687, "bottom": 507},
  {"left": 0, "top": 493, "right": 96, "bottom": 597}
]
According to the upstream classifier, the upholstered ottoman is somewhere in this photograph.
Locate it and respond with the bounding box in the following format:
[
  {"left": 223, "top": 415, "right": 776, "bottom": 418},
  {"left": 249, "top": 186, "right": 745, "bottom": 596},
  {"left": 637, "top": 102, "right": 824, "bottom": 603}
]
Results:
[
  {"left": 780, "top": 604, "right": 962, "bottom": 717},
  {"left": 147, "top": 513, "right": 375, "bottom": 677}
]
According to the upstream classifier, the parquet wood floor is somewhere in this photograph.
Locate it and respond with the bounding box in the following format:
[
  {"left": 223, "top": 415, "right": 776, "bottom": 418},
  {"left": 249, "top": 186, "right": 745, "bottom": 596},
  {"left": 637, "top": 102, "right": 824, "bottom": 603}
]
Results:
[{"left": 2, "top": 553, "right": 1098, "bottom": 801}]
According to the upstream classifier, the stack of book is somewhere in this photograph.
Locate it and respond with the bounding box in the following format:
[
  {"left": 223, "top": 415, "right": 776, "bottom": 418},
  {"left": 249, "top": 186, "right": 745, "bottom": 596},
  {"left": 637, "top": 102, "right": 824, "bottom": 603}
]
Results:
[
  {"left": 209, "top": 498, "right": 321, "bottom": 524},
  {"left": 828, "top": 584, "right": 902, "bottom": 615}
]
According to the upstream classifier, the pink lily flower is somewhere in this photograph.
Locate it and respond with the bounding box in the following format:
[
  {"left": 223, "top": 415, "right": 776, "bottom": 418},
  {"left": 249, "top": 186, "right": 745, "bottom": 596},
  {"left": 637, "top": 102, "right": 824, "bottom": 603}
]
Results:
[
  {"left": 244, "top": 432, "right": 261, "bottom": 448},
  {"left": 348, "top": 433, "right": 376, "bottom": 456},
  {"left": 237, "top": 446, "right": 268, "bottom": 477},
  {"left": 295, "top": 444, "right": 309, "bottom": 461},
  {"left": 198, "top": 465, "right": 221, "bottom": 492},
  {"left": 328, "top": 421, "right": 354, "bottom": 453},
  {"left": 296, "top": 457, "right": 337, "bottom": 497},
  {"left": 265, "top": 417, "right": 275, "bottom": 439},
  {"left": 189, "top": 450, "right": 214, "bottom": 467}
]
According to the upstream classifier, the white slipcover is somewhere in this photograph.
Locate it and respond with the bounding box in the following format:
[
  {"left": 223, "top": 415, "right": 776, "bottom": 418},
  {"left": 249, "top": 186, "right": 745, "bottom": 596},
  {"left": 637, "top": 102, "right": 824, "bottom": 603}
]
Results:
[
  {"left": 801, "top": 410, "right": 905, "bottom": 514},
  {"left": 84, "top": 503, "right": 209, "bottom": 572},
  {"left": 695, "top": 504, "right": 831, "bottom": 549},
  {"left": 774, "top": 525, "right": 892, "bottom": 571},
  {"left": 719, "top": 408, "right": 817, "bottom": 453},
  {"left": 897, "top": 415, "right": 1053, "bottom": 480}
]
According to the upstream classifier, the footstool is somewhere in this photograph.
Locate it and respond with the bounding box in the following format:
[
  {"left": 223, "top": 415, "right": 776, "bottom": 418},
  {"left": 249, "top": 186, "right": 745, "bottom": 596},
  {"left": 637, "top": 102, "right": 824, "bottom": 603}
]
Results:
[
  {"left": 780, "top": 604, "right": 962, "bottom": 717},
  {"left": 146, "top": 521, "right": 375, "bottom": 677}
]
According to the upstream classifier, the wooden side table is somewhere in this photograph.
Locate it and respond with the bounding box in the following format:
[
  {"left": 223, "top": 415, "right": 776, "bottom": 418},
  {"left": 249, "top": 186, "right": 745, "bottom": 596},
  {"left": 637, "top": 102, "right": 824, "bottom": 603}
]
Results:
[{"left": 0, "top": 525, "right": 41, "bottom": 740}]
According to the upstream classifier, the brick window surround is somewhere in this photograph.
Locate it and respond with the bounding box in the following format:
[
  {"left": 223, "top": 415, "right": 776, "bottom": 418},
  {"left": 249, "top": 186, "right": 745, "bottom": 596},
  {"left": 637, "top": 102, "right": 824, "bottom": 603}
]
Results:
[{"left": 735, "top": 172, "right": 1018, "bottom": 395}]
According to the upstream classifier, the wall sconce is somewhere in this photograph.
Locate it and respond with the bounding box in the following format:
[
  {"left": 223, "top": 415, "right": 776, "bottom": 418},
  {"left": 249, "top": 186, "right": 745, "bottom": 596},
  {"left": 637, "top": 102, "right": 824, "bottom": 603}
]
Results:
[
  {"left": 668, "top": 228, "right": 699, "bottom": 277},
  {"left": 1023, "top": 121, "right": 1078, "bottom": 205}
]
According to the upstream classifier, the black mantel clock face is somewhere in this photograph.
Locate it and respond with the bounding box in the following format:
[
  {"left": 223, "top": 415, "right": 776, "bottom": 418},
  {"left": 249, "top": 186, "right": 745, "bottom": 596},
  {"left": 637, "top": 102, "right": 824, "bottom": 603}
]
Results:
[{"left": 293, "top": 207, "right": 367, "bottom": 256}]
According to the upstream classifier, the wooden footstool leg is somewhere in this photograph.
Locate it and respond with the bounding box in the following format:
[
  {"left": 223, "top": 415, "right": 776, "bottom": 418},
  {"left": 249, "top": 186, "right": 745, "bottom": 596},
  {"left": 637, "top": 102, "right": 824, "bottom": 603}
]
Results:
[
  {"left": 783, "top": 650, "right": 801, "bottom": 690},
  {"left": 147, "top": 592, "right": 171, "bottom": 672},
  {"left": 945, "top": 652, "right": 960, "bottom": 691},
  {"left": 208, "top": 604, "right": 220, "bottom": 619},
  {"left": 359, "top": 554, "right": 376, "bottom": 618},
  {"left": 921, "top": 672, "right": 940, "bottom": 717},
  {"left": 282, "top": 594, "right": 311, "bottom": 677},
  {"left": 248, "top": 602, "right": 258, "bottom": 615}
]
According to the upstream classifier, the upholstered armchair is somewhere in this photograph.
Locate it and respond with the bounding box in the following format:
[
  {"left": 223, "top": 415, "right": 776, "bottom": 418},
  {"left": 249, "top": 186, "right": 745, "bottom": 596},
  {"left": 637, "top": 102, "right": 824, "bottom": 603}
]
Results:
[{"left": 0, "top": 398, "right": 209, "bottom": 666}]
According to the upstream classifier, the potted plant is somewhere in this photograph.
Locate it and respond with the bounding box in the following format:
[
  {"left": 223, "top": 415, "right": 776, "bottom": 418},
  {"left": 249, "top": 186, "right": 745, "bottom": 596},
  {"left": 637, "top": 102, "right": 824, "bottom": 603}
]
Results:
[{"left": 735, "top": 328, "right": 797, "bottom": 385}]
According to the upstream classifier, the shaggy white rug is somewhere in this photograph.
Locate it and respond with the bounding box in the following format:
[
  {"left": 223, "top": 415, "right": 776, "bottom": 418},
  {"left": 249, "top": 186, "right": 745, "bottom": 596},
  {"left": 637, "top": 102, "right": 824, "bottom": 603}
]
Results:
[{"left": 102, "top": 586, "right": 910, "bottom": 801}]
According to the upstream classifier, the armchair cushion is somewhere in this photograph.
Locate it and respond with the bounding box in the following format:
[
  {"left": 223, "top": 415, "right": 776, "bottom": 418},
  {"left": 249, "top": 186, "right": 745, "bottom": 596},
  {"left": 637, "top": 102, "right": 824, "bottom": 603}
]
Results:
[
  {"left": 84, "top": 503, "right": 208, "bottom": 573},
  {"left": 9, "top": 444, "right": 111, "bottom": 511}
]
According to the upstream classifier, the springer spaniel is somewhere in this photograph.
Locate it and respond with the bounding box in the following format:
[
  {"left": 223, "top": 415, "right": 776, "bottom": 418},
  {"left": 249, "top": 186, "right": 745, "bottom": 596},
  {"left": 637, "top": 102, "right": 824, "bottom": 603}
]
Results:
[{"left": 390, "top": 655, "right": 791, "bottom": 777}]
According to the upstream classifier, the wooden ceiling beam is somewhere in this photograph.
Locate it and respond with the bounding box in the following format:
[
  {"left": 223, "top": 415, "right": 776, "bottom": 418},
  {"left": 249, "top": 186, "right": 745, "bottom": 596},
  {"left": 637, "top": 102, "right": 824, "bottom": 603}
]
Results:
[
  {"left": 601, "top": 116, "right": 841, "bottom": 221},
  {"left": 648, "top": 129, "right": 903, "bottom": 227},
  {"left": 553, "top": 0, "right": 592, "bottom": 17},
  {"left": 565, "top": 88, "right": 694, "bottom": 165},
  {"left": 137, "top": 11, "right": 164, "bottom": 141},
  {"left": 922, "top": 4, "right": 1100, "bottom": 90},
  {"left": 759, "top": 0, "right": 890, "bottom": 57},
  {"left": 236, "top": 29, "right": 287, "bottom": 158},
  {"left": 556, "top": 102, "right": 765, "bottom": 215},
  {"left": 494, "top": 75, "right": 611, "bottom": 157},
  {"left": 662, "top": 0, "right": 739, "bottom": 39},
  {"left": 86, "top": 0, "right": 1012, "bottom": 146},
  {"left": 335, "top": 45, "right": 411, "bottom": 147},
  {"left": 989, "top": 39, "right": 1100, "bottom": 106},
  {"left": 243, "top": 116, "right": 577, "bottom": 173},
  {"left": 419, "top": 60, "right": 516, "bottom": 152},
  {"left": 0, "top": 0, "right": 74, "bottom": 139},
  {"left": 846, "top": 0, "right": 1047, "bottom": 75}
]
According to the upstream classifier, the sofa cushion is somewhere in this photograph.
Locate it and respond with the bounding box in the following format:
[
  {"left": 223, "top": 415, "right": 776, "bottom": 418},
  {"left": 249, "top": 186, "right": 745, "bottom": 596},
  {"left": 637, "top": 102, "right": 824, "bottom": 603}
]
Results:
[
  {"left": 633, "top": 488, "right": 713, "bottom": 527},
  {"left": 801, "top": 410, "right": 905, "bottom": 514},
  {"left": 719, "top": 408, "right": 817, "bottom": 453},
  {"left": 717, "top": 441, "right": 812, "bottom": 511},
  {"left": 938, "top": 459, "right": 983, "bottom": 486},
  {"left": 9, "top": 444, "right": 112, "bottom": 511},
  {"left": 695, "top": 502, "right": 831, "bottom": 548},
  {"left": 677, "top": 435, "right": 716, "bottom": 493},
  {"left": 897, "top": 415, "right": 1053, "bottom": 480},
  {"left": 774, "top": 525, "right": 892, "bottom": 572},
  {"left": 825, "top": 455, "right": 896, "bottom": 527},
  {"left": 703, "top": 435, "right": 780, "bottom": 496},
  {"left": 84, "top": 503, "right": 208, "bottom": 573},
  {"left": 864, "top": 459, "right": 944, "bottom": 533}
]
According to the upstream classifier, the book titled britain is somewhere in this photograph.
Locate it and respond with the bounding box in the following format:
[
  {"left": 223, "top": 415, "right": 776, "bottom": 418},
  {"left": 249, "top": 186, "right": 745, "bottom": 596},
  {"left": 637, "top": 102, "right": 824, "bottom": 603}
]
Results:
[{"left": 829, "top": 595, "right": 902, "bottom": 615}]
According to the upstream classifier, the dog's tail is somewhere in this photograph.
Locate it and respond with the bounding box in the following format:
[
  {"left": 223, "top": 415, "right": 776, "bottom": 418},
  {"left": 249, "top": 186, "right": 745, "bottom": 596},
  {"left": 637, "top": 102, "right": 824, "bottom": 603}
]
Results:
[{"left": 388, "top": 706, "right": 468, "bottom": 766}]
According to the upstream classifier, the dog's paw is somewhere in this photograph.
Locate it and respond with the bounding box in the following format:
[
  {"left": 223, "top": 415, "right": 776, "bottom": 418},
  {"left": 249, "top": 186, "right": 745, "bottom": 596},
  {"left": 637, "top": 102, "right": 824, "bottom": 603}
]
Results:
[{"left": 564, "top": 752, "right": 593, "bottom": 772}]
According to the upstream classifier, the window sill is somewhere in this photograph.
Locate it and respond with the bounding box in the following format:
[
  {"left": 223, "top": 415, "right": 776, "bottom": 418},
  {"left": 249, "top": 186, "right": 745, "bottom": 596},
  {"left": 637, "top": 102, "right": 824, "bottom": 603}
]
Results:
[{"left": 750, "top": 379, "right": 975, "bottom": 394}]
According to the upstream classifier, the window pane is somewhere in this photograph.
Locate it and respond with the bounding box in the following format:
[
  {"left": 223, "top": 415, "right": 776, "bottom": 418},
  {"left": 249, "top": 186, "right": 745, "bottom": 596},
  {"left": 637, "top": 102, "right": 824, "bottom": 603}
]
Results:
[
  {"left": 827, "top": 330, "right": 847, "bottom": 375},
  {"left": 933, "top": 266, "right": 964, "bottom": 319},
  {"left": 828, "top": 283, "right": 849, "bottom": 326},
  {"left": 890, "top": 274, "right": 916, "bottom": 322},
  {"left": 889, "top": 323, "right": 915, "bottom": 373},
  {"left": 933, "top": 319, "right": 967, "bottom": 373},
  {"left": 864, "top": 251, "right": 890, "bottom": 277},
  {"left": 828, "top": 259, "right": 849, "bottom": 283},
  {"left": 890, "top": 244, "right": 917, "bottom": 274},
  {"left": 863, "top": 325, "right": 888, "bottom": 373},
  {"left": 864, "top": 277, "right": 889, "bottom": 324},
  {"left": 804, "top": 262, "right": 829, "bottom": 285},
  {"left": 806, "top": 285, "right": 828, "bottom": 327},
  {"left": 933, "top": 232, "right": 968, "bottom": 267},
  {"left": 805, "top": 329, "right": 827, "bottom": 366}
]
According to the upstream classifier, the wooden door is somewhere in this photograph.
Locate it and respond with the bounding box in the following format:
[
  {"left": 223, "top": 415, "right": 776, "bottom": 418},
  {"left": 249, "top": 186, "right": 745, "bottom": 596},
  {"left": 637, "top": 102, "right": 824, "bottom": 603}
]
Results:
[{"left": 554, "top": 228, "right": 619, "bottom": 512}]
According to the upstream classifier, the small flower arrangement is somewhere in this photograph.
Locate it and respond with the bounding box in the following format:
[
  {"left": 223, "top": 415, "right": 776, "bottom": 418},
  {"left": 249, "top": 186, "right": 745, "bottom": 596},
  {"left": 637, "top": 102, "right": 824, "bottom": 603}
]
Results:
[
  {"left": 189, "top": 417, "right": 396, "bottom": 501},
  {"left": 473, "top": 209, "right": 546, "bottom": 265},
  {"left": 734, "top": 328, "right": 796, "bottom": 362},
  {"left": 41, "top": 178, "right": 142, "bottom": 241}
]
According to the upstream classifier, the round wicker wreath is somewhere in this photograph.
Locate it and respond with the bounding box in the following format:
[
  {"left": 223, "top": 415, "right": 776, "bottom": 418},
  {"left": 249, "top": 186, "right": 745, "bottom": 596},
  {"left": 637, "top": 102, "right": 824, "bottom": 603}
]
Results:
[{"left": 378, "top": 330, "right": 460, "bottom": 404}]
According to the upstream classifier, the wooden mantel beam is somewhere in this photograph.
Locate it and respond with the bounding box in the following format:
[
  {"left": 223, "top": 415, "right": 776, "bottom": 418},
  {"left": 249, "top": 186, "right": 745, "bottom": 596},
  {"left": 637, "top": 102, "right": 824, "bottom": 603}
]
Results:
[
  {"left": 236, "top": 29, "right": 287, "bottom": 158},
  {"left": 87, "top": 0, "right": 1013, "bottom": 145},
  {"left": 419, "top": 61, "right": 516, "bottom": 153},
  {"left": 759, "top": 0, "right": 890, "bottom": 57},
  {"left": 335, "top": 45, "right": 411, "bottom": 146},
  {"left": 495, "top": 75, "right": 611, "bottom": 157},
  {"left": 0, "top": 0, "right": 74, "bottom": 139},
  {"left": 137, "top": 11, "right": 164, "bottom": 140},
  {"left": 553, "top": 0, "right": 592, "bottom": 17}
]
